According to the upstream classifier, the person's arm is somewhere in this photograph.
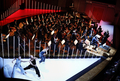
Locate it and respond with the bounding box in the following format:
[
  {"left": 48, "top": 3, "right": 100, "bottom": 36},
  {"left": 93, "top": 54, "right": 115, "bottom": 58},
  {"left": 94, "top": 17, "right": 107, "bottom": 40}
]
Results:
[
  {"left": 43, "top": 52, "right": 47, "bottom": 55},
  {"left": 43, "top": 48, "right": 49, "bottom": 55},
  {"left": 21, "top": 60, "right": 29, "bottom": 62},
  {"left": 12, "top": 58, "right": 16, "bottom": 63},
  {"left": 34, "top": 57, "right": 38, "bottom": 59},
  {"left": 29, "top": 60, "right": 37, "bottom": 67}
]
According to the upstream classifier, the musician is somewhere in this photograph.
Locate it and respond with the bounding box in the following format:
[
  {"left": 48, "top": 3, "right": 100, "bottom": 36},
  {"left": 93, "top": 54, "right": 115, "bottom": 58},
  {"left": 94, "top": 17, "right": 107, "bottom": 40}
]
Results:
[
  {"left": 54, "top": 13, "right": 57, "bottom": 19},
  {"left": 37, "top": 15, "right": 40, "bottom": 21},
  {"left": 41, "top": 14, "right": 44, "bottom": 19},
  {"left": 78, "top": 39, "right": 84, "bottom": 53},
  {"left": 56, "top": 27, "right": 63, "bottom": 41},
  {"left": 97, "top": 26, "right": 103, "bottom": 35},
  {"left": 77, "top": 18, "right": 81, "bottom": 25},
  {"left": 38, "top": 20, "right": 41, "bottom": 25},
  {"left": 71, "top": 29, "right": 77, "bottom": 41},
  {"left": 81, "top": 21, "right": 84, "bottom": 27},
  {"left": 24, "top": 55, "right": 41, "bottom": 78},
  {"left": 13, "top": 24, "right": 25, "bottom": 50},
  {"left": 30, "top": 16, "right": 33, "bottom": 23},
  {"left": 83, "top": 26, "right": 90, "bottom": 36},
  {"left": 45, "top": 18, "right": 49, "bottom": 24},
  {"left": 11, "top": 56, "right": 27, "bottom": 78},
  {"left": 90, "top": 35, "right": 100, "bottom": 50},
  {"left": 61, "top": 18, "right": 65, "bottom": 24},
  {"left": 65, "top": 18, "right": 68, "bottom": 24},
  {"left": 2, "top": 24, "right": 10, "bottom": 35},
  {"left": 68, "top": 17, "right": 71, "bottom": 24},
  {"left": 82, "top": 33, "right": 89, "bottom": 40},
  {"left": 72, "top": 11, "right": 75, "bottom": 16},
  {"left": 14, "top": 20, "right": 18, "bottom": 28},
  {"left": 22, "top": 22, "right": 27, "bottom": 37},
  {"left": 25, "top": 18, "right": 29, "bottom": 25},
  {"left": 45, "top": 13, "right": 48, "bottom": 19},
  {"left": 58, "top": 19, "right": 62, "bottom": 25},
  {"left": 37, "top": 26, "right": 43, "bottom": 41},
  {"left": 49, "top": 17, "right": 53, "bottom": 23},
  {"left": 41, "top": 18, "right": 45, "bottom": 25},
  {"left": 66, "top": 12, "right": 69, "bottom": 17},
  {"left": 62, "top": 15, "right": 66, "bottom": 20},
  {"left": 34, "top": 16, "right": 37, "bottom": 22},
  {"left": 51, "top": 34, "right": 59, "bottom": 54},
  {"left": 33, "top": 24, "right": 39, "bottom": 35},
  {"left": 65, "top": 39, "right": 71, "bottom": 51},
  {"left": 73, "top": 14, "right": 77, "bottom": 20},
  {"left": 43, "top": 24, "right": 50, "bottom": 38},
  {"left": 39, "top": 48, "right": 49, "bottom": 63},
  {"left": 29, "top": 22, "right": 34, "bottom": 33},
  {"left": 101, "top": 30, "right": 109, "bottom": 45},
  {"left": 89, "top": 28, "right": 95, "bottom": 40}
]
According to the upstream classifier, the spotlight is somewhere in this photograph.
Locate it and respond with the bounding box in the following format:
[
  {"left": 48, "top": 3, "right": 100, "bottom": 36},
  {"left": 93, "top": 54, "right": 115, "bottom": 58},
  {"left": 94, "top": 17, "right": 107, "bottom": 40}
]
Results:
[
  {"left": 61, "top": 39, "right": 65, "bottom": 45},
  {"left": 74, "top": 39, "right": 78, "bottom": 45},
  {"left": 48, "top": 41, "right": 51, "bottom": 47}
]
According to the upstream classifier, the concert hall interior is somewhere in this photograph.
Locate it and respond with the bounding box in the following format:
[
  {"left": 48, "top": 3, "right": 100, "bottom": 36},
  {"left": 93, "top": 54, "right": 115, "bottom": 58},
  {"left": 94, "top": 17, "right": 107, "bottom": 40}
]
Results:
[{"left": 0, "top": 0, "right": 120, "bottom": 81}]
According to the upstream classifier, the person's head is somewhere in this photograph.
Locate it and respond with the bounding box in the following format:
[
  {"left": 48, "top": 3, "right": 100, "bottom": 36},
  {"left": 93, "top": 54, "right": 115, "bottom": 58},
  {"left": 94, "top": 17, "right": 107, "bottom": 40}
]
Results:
[
  {"left": 91, "top": 28, "right": 93, "bottom": 30},
  {"left": 107, "top": 30, "right": 109, "bottom": 34},
  {"left": 18, "top": 56, "right": 21, "bottom": 59},
  {"left": 99, "top": 26, "right": 101, "bottom": 28},
  {"left": 30, "top": 55, "right": 33, "bottom": 59}
]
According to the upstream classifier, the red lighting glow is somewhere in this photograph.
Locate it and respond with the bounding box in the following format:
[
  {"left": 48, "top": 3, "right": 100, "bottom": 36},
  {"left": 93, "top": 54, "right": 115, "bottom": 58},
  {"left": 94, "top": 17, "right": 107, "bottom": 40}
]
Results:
[{"left": 0, "top": 9, "right": 61, "bottom": 26}]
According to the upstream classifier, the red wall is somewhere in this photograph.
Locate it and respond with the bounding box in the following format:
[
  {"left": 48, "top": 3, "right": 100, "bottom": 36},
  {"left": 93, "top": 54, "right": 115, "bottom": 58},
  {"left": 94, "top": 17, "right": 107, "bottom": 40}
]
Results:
[
  {"left": 85, "top": 2, "right": 115, "bottom": 23},
  {"left": 73, "top": 0, "right": 86, "bottom": 13}
]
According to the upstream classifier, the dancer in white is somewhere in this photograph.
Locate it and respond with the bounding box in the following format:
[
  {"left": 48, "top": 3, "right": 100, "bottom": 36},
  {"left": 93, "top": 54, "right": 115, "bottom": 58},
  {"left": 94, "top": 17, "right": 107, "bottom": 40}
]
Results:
[{"left": 11, "top": 56, "right": 27, "bottom": 78}]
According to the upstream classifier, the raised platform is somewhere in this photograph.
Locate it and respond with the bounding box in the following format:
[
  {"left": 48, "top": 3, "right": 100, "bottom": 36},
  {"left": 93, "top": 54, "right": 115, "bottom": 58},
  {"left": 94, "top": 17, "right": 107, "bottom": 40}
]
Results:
[{"left": 4, "top": 58, "right": 101, "bottom": 81}]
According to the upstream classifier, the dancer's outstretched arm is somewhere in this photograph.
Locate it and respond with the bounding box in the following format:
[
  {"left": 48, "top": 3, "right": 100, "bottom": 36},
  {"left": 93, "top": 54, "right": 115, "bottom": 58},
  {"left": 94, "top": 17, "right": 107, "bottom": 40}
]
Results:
[
  {"left": 34, "top": 57, "right": 38, "bottom": 59},
  {"left": 12, "top": 58, "right": 16, "bottom": 63},
  {"left": 21, "top": 60, "right": 29, "bottom": 62}
]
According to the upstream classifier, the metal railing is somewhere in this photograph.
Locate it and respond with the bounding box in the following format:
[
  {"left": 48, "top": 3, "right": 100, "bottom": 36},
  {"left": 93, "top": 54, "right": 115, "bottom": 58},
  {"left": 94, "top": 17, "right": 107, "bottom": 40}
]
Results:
[{"left": 0, "top": 34, "right": 100, "bottom": 59}]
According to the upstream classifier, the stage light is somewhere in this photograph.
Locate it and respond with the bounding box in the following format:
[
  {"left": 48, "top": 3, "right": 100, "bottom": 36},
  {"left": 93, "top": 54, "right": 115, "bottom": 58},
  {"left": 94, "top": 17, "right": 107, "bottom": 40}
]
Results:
[
  {"left": 51, "top": 30, "right": 54, "bottom": 35},
  {"left": 61, "top": 39, "right": 65, "bottom": 45},
  {"left": 48, "top": 41, "right": 51, "bottom": 47},
  {"left": 74, "top": 39, "right": 78, "bottom": 45}
]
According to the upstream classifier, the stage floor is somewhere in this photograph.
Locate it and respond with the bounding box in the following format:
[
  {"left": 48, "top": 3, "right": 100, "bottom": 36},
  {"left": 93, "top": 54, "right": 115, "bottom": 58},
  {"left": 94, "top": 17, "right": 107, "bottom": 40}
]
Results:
[{"left": 4, "top": 58, "right": 100, "bottom": 81}]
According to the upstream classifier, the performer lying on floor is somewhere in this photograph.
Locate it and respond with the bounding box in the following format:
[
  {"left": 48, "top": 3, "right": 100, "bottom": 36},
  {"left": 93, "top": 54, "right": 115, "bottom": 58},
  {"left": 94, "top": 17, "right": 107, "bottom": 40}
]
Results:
[
  {"left": 24, "top": 55, "right": 41, "bottom": 78},
  {"left": 11, "top": 56, "right": 27, "bottom": 78},
  {"left": 39, "top": 47, "right": 49, "bottom": 63}
]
